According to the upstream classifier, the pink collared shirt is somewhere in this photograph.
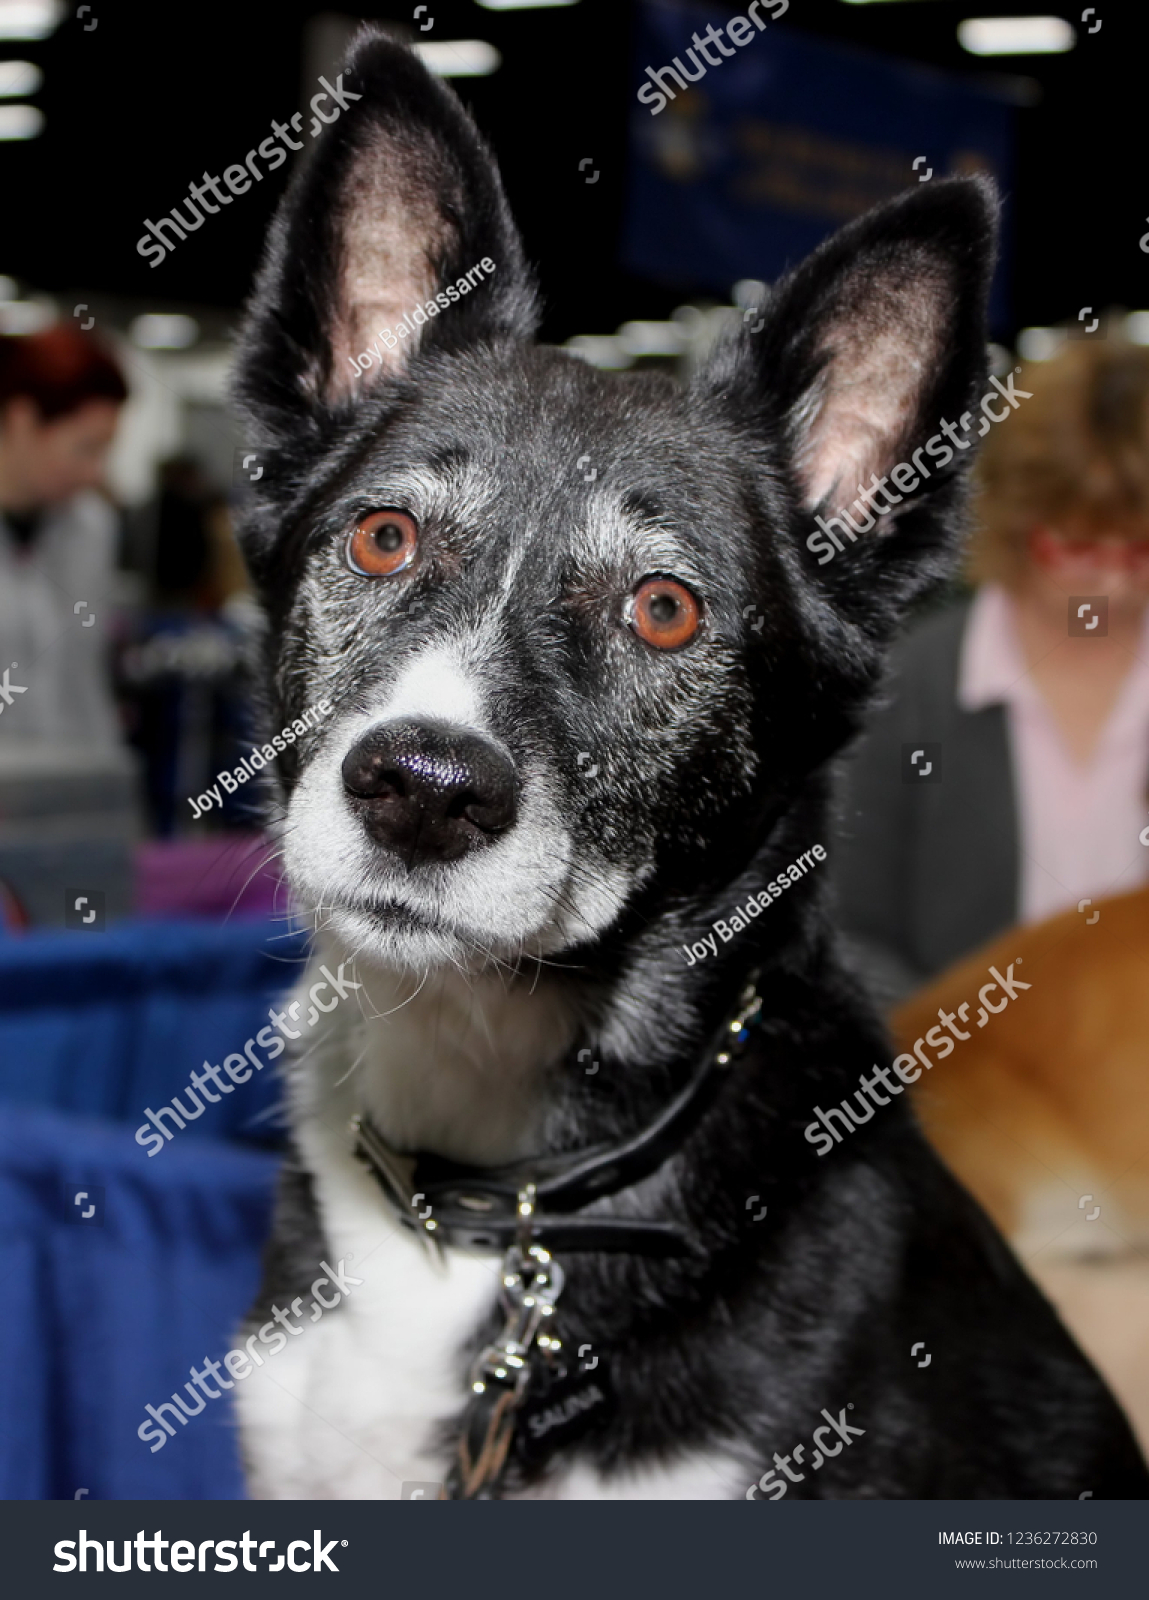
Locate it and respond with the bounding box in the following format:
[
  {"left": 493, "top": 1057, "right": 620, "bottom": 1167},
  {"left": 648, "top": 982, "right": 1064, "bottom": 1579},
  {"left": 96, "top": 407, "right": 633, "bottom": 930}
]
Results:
[{"left": 958, "top": 584, "right": 1149, "bottom": 924}]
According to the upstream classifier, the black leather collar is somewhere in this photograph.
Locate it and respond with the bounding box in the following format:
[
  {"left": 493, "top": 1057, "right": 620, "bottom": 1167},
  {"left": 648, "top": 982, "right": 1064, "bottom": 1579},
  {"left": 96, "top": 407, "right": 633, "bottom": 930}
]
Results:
[{"left": 352, "top": 976, "right": 763, "bottom": 1258}]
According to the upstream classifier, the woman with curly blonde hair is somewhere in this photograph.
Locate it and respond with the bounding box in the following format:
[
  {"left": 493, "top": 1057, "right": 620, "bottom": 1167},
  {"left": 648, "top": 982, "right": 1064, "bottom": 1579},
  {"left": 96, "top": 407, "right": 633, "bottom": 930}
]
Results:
[{"left": 833, "top": 337, "right": 1149, "bottom": 1002}]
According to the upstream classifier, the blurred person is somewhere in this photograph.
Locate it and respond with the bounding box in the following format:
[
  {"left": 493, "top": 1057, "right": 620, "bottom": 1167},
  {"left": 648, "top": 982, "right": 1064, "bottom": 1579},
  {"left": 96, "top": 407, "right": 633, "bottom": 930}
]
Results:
[
  {"left": 124, "top": 455, "right": 249, "bottom": 611},
  {"left": 119, "top": 456, "right": 255, "bottom": 834},
  {"left": 0, "top": 325, "right": 128, "bottom": 747},
  {"left": 833, "top": 339, "right": 1149, "bottom": 1002}
]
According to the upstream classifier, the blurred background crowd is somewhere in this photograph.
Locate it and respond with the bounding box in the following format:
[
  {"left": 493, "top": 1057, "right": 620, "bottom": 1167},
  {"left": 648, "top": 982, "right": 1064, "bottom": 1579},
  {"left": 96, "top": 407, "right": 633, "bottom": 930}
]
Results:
[{"left": 2, "top": 0, "right": 1147, "bottom": 1501}]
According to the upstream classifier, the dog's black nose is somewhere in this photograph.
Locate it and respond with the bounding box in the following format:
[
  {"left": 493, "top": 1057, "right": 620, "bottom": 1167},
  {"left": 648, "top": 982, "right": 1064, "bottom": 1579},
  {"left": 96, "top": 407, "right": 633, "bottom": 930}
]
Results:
[{"left": 341, "top": 719, "right": 517, "bottom": 865}]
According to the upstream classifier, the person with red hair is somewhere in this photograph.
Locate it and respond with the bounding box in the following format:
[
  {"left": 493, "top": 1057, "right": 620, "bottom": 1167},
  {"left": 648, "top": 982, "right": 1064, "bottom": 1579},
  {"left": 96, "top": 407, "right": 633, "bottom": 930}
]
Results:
[{"left": 0, "top": 325, "right": 128, "bottom": 745}]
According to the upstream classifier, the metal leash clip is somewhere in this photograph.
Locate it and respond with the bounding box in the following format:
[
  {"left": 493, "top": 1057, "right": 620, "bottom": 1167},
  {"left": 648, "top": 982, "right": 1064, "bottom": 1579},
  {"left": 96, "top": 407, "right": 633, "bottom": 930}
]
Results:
[{"left": 452, "top": 1187, "right": 566, "bottom": 1498}]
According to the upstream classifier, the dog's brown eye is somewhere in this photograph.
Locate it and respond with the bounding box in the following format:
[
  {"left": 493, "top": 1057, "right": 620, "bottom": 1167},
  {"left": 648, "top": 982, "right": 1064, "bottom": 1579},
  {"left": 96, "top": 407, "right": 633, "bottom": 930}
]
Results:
[
  {"left": 346, "top": 510, "right": 418, "bottom": 577},
  {"left": 627, "top": 578, "right": 702, "bottom": 651}
]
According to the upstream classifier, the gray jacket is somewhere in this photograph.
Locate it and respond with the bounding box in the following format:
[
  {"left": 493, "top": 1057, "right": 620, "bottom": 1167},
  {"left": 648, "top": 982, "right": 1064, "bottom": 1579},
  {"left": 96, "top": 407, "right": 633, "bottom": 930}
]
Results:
[
  {"left": 0, "top": 492, "right": 121, "bottom": 748},
  {"left": 831, "top": 601, "right": 1017, "bottom": 1003}
]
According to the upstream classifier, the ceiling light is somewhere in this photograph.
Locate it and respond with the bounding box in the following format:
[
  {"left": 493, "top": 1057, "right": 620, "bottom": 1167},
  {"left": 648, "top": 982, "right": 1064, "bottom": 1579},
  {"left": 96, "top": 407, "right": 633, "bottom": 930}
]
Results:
[
  {"left": 616, "top": 320, "right": 688, "bottom": 358},
  {"left": 0, "top": 59, "right": 40, "bottom": 96},
  {"left": 0, "top": 299, "right": 53, "bottom": 333},
  {"left": 731, "top": 279, "right": 768, "bottom": 311},
  {"left": 958, "top": 16, "right": 1075, "bottom": 55},
  {"left": 1016, "top": 326, "right": 1065, "bottom": 362},
  {"left": 0, "top": 0, "right": 63, "bottom": 41},
  {"left": 1125, "top": 313, "right": 1149, "bottom": 347},
  {"left": 412, "top": 40, "right": 501, "bottom": 77},
  {"left": 476, "top": 1, "right": 579, "bottom": 9},
  {"left": 0, "top": 100, "right": 41, "bottom": 137},
  {"left": 564, "top": 335, "right": 633, "bottom": 371},
  {"left": 129, "top": 313, "right": 200, "bottom": 350}
]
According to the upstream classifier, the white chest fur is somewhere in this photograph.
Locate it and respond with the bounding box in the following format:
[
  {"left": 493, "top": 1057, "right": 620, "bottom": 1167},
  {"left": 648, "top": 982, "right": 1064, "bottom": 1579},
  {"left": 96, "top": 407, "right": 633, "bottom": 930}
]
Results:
[
  {"left": 236, "top": 950, "right": 747, "bottom": 1500},
  {"left": 237, "top": 1152, "right": 502, "bottom": 1498}
]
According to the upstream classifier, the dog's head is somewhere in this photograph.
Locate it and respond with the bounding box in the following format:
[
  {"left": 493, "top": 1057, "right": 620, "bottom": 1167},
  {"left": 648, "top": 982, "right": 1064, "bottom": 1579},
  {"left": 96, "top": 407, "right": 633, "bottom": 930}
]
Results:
[{"left": 232, "top": 32, "right": 995, "bottom": 976}]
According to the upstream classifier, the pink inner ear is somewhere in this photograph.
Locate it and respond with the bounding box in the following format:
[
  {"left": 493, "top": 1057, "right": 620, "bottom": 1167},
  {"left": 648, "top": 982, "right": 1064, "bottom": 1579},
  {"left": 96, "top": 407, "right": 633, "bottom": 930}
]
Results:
[
  {"left": 325, "top": 131, "right": 451, "bottom": 399},
  {"left": 794, "top": 255, "right": 950, "bottom": 519}
]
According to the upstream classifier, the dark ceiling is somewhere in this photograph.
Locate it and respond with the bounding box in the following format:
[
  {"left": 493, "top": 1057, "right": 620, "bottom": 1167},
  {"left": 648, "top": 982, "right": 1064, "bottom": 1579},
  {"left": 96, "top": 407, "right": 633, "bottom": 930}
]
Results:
[{"left": 1, "top": 0, "right": 1139, "bottom": 343}]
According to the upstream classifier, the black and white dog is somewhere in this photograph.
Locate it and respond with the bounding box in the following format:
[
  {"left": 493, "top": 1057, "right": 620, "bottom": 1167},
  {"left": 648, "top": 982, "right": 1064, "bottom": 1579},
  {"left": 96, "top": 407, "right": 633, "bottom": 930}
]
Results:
[{"left": 230, "top": 32, "right": 1148, "bottom": 1499}]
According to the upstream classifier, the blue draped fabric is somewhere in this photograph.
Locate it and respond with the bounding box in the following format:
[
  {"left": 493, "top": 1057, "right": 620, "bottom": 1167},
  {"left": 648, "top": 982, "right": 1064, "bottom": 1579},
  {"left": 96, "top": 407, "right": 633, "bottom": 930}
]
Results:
[
  {"left": 0, "top": 1105, "right": 279, "bottom": 1500},
  {"left": 0, "top": 920, "right": 308, "bottom": 1500},
  {"left": 0, "top": 919, "right": 307, "bottom": 1144}
]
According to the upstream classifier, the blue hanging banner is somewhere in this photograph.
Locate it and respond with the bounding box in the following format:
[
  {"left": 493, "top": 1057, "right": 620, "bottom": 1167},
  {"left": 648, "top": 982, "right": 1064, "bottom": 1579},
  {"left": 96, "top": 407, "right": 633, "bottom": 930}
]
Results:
[{"left": 625, "top": 0, "right": 1014, "bottom": 328}]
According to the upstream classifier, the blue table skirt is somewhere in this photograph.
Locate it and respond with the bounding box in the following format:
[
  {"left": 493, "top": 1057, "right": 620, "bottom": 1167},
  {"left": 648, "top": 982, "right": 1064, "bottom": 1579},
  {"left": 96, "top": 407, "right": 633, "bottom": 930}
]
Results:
[
  {"left": 0, "top": 1103, "right": 280, "bottom": 1500},
  {"left": 0, "top": 918, "right": 308, "bottom": 1143},
  {"left": 0, "top": 918, "right": 311, "bottom": 1499}
]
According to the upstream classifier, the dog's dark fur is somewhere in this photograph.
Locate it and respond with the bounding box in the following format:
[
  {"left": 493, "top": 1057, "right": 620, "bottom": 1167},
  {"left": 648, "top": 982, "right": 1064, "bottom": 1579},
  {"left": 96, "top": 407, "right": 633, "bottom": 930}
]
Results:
[{"left": 231, "top": 32, "right": 1149, "bottom": 1497}]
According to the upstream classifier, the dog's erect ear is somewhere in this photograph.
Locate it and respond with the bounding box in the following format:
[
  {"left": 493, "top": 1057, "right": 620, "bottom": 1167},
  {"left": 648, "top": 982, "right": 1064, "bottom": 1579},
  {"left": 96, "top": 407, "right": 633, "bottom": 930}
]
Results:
[
  {"left": 234, "top": 30, "right": 538, "bottom": 435},
  {"left": 702, "top": 178, "right": 997, "bottom": 606}
]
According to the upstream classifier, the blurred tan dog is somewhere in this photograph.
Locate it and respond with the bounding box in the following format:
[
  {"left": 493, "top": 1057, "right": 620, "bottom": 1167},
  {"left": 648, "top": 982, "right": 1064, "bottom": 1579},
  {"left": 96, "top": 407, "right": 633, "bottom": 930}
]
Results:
[{"left": 894, "top": 883, "right": 1149, "bottom": 1447}]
